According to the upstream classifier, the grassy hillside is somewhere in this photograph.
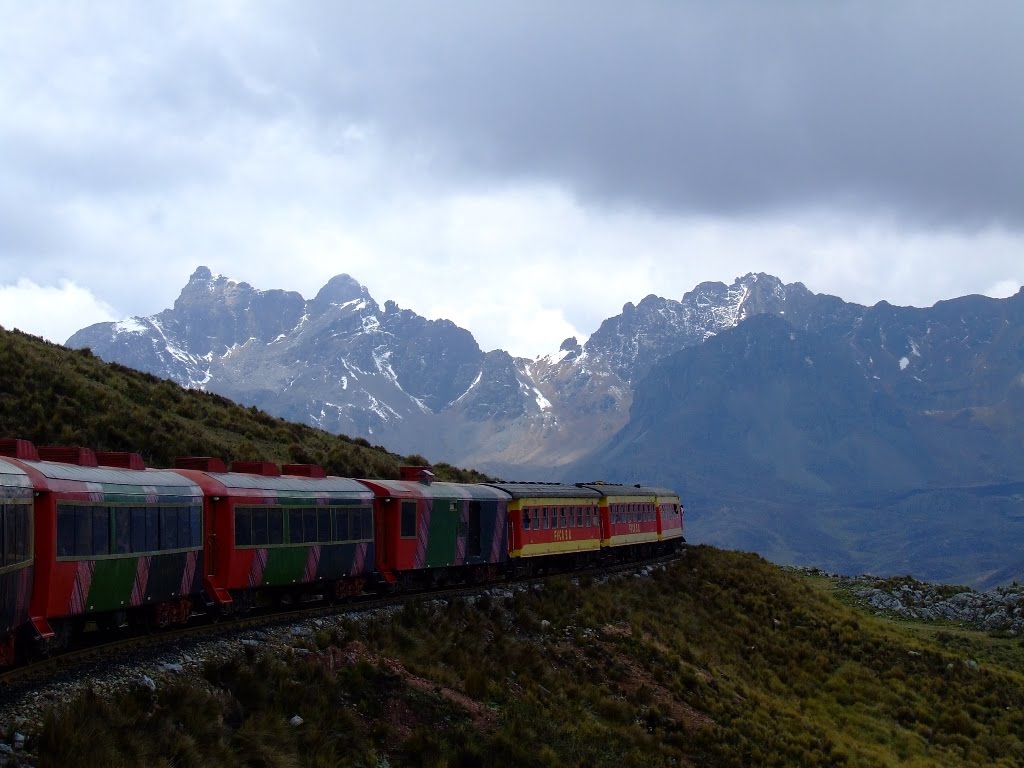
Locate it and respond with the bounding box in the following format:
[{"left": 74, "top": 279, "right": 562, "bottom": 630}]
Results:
[
  {"left": 28, "top": 547, "right": 1024, "bottom": 767},
  {"left": 0, "top": 326, "right": 487, "bottom": 482}
]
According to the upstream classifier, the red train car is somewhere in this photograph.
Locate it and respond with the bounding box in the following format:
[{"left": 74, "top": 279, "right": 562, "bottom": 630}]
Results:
[
  {"left": 2, "top": 443, "right": 206, "bottom": 653},
  {"left": 171, "top": 459, "right": 376, "bottom": 611},
  {"left": 655, "top": 488, "right": 685, "bottom": 551},
  {"left": 486, "top": 482, "right": 604, "bottom": 575},
  {"left": 578, "top": 483, "right": 669, "bottom": 560},
  {"left": 0, "top": 450, "right": 34, "bottom": 665},
  {"left": 360, "top": 469, "right": 510, "bottom": 588}
]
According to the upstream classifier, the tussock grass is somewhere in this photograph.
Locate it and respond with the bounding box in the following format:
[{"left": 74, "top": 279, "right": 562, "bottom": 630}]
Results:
[{"left": 31, "top": 546, "right": 1024, "bottom": 766}]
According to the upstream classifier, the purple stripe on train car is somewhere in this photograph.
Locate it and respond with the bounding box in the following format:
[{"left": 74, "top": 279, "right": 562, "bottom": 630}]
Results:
[
  {"left": 69, "top": 560, "right": 96, "bottom": 614},
  {"left": 415, "top": 501, "right": 431, "bottom": 569},
  {"left": 131, "top": 556, "right": 152, "bottom": 606},
  {"left": 490, "top": 504, "right": 507, "bottom": 562},
  {"left": 303, "top": 545, "right": 321, "bottom": 582},
  {"left": 248, "top": 549, "right": 268, "bottom": 587},
  {"left": 180, "top": 550, "right": 197, "bottom": 595},
  {"left": 350, "top": 542, "right": 367, "bottom": 576},
  {"left": 455, "top": 502, "right": 467, "bottom": 565}
]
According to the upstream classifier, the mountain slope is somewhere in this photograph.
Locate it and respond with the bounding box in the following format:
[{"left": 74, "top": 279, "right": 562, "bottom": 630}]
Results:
[
  {"left": 24, "top": 548, "right": 1024, "bottom": 767},
  {"left": 572, "top": 300, "right": 1024, "bottom": 586},
  {"left": 0, "top": 325, "right": 488, "bottom": 482}
]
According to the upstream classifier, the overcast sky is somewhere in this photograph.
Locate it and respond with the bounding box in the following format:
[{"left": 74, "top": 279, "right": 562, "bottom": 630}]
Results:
[{"left": 1, "top": 2, "right": 1022, "bottom": 357}]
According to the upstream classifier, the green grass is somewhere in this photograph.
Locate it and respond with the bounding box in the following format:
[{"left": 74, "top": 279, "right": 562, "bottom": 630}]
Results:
[{"left": 22, "top": 546, "right": 1024, "bottom": 767}]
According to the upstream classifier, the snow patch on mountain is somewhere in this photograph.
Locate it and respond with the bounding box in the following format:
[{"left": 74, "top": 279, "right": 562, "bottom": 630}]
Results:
[{"left": 115, "top": 317, "right": 149, "bottom": 334}]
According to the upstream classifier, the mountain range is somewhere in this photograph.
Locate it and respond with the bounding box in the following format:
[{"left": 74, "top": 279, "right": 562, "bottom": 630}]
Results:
[{"left": 68, "top": 267, "right": 1024, "bottom": 586}]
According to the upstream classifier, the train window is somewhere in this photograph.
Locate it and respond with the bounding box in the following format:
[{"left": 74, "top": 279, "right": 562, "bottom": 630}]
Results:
[
  {"left": 191, "top": 506, "right": 202, "bottom": 547},
  {"left": 92, "top": 507, "right": 110, "bottom": 556},
  {"left": 400, "top": 501, "right": 416, "bottom": 538},
  {"left": 353, "top": 508, "right": 365, "bottom": 540},
  {"left": 521, "top": 509, "right": 529, "bottom": 530},
  {"left": 575, "top": 507, "right": 582, "bottom": 527},
  {"left": 558, "top": 507, "right": 566, "bottom": 528},
  {"left": 542, "top": 508, "right": 549, "bottom": 530},
  {"left": 17, "top": 507, "right": 27, "bottom": 562},
  {"left": 146, "top": 509, "right": 160, "bottom": 551},
  {"left": 161, "top": 507, "right": 179, "bottom": 550},
  {"left": 177, "top": 506, "right": 191, "bottom": 548},
  {"left": 235, "top": 507, "right": 252, "bottom": 546},
  {"left": 2, "top": 507, "right": 8, "bottom": 566},
  {"left": 567, "top": 507, "right": 575, "bottom": 529},
  {"left": 303, "top": 508, "right": 317, "bottom": 543},
  {"left": 357, "top": 507, "right": 369, "bottom": 540},
  {"left": 73, "top": 506, "right": 92, "bottom": 557},
  {"left": 252, "top": 507, "right": 269, "bottom": 546},
  {"left": 56, "top": 505, "right": 73, "bottom": 557},
  {"left": 317, "top": 508, "right": 331, "bottom": 543},
  {"left": 333, "top": 508, "right": 349, "bottom": 541},
  {"left": 266, "top": 507, "right": 283, "bottom": 545},
  {"left": 361, "top": 507, "right": 373, "bottom": 540},
  {"left": 114, "top": 507, "right": 131, "bottom": 554},
  {"left": 1, "top": 507, "right": 9, "bottom": 566},
  {"left": 288, "top": 509, "right": 303, "bottom": 543}
]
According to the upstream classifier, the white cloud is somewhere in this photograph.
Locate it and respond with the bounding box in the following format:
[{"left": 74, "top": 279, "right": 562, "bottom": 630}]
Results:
[
  {"left": 0, "top": 279, "right": 118, "bottom": 343},
  {"left": 1, "top": 3, "right": 1023, "bottom": 360},
  {"left": 985, "top": 279, "right": 1022, "bottom": 299}
]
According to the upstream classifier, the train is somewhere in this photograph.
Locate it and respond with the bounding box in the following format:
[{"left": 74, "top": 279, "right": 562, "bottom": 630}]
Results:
[{"left": 0, "top": 438, "right": 683, "bottom": 665}]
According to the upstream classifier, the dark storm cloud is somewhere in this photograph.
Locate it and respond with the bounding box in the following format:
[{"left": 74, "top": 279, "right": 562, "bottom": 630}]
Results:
[{"left": 254, "top": 1, "right": 1024, "bottom": 228}]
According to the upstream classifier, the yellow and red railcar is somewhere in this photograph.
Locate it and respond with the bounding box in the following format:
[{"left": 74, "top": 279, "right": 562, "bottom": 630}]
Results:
[
  {"left": 578, "top": 483, "right": 673, "bottom": 560},
  {"left": 485, "top": 482, "right": 603, "bottom": 575},
  {"left": 654, "top": 488, "right": 685, "bottom": 551}
]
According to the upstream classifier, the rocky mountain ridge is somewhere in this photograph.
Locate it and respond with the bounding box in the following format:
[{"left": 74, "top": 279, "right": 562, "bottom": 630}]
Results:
[{"left": 68, "top": 267, "right": 802, "bottom": 468}]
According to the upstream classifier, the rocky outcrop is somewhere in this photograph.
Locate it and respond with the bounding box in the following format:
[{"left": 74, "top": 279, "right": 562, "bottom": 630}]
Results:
[{"left": 821, "top": 572, "right": 1024, "bottom": 633}]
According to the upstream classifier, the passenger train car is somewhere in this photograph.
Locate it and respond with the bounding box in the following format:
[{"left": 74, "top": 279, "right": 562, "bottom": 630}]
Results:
[
  {"left": 173, "top": 458, "right": 376, "bottom": 612},
  {"left": 0, "top": 447, "right": 34, "bottom": 666},
  {"left": 0, "top": 439, "right": 683, "bottom": 664}
]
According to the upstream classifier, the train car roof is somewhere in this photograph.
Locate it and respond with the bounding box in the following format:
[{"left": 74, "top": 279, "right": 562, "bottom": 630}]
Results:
[
  {"left": 483, "top": 482, "right": 603, "bottom": 500},
  {"left": 358, "top": 479, "right": 510, "bottom": 501},
  {"left": 18, "top": 460, "right": 202, "bottom": 497},
  {"left": 0, "top": 457, "right": 32, "bottom": 493},
  {"left": 183, "top": 470, "right": 373, "bottom": 499},
  {"left": 577, "top": 483, "right": 677, "bottom": 498}
]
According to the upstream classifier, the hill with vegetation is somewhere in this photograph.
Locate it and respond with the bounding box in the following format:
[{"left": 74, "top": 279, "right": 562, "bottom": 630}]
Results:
[
  {"left": 14, "top": 547, "right": 1024, "bottom": 767},
  {"left": 0, "top": 326, "right": 486, "bottom": 482}
]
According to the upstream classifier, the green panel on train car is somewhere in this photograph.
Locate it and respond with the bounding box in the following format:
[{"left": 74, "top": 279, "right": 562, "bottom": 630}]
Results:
[
  {"left": 425, "top": 499, "right": 458, "bottom": 568},
  {"left": 86, "top": 557, "right": 138, "bottom": 611},
  {"left": 261, "top": 547, "right": 309, "bottom": 585}
]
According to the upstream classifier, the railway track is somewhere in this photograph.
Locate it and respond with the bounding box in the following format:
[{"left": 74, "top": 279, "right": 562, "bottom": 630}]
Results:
[{"left": 0, "top": 552, "right": 681, "bottom": 697}]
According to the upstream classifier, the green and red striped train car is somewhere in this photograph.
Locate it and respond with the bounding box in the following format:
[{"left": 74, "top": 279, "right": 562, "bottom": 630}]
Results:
[
  {"left": 0, "top": 443, "right": 206, "bottom": 652},
  {"left": 172, "top": 459, "right": 376, "bottom": 611},
  {"left": 359, "top": 467, "right": 510, "bottom": 587},
  {"left": 0, "top": 454, "right": 34, "bottom": 665}
]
